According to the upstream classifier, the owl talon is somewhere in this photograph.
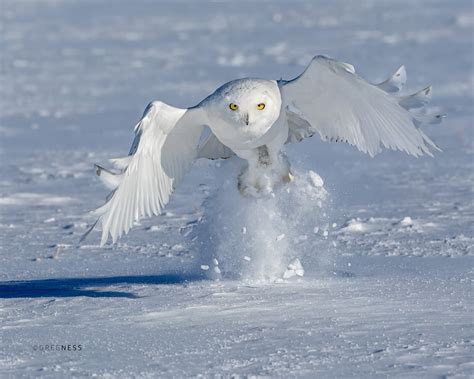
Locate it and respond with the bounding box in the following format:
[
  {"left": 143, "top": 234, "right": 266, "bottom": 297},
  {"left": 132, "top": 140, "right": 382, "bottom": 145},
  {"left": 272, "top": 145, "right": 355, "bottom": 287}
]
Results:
[
  {"left": 282, "top": 172, "right": 294, "bottom": 183},
  {"left": 238, "top": 171, "right": 259, "bottom": 197}
]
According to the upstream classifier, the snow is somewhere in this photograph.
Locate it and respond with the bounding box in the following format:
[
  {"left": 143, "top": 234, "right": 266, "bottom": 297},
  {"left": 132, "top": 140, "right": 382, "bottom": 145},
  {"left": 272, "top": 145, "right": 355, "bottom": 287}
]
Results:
[
  {"left": 0, "top": 193, "right": 77, "bottom": 206},
  {"left": 1, "top": 0, "right": 473, "bottom": 377}
]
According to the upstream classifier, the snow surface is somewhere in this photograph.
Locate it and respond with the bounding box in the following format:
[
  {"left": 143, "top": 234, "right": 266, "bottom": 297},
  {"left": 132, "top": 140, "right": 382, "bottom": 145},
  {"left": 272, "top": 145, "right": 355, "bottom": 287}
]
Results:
[{"left": 1, "top": 0, "right": 473, "bottom": 377}]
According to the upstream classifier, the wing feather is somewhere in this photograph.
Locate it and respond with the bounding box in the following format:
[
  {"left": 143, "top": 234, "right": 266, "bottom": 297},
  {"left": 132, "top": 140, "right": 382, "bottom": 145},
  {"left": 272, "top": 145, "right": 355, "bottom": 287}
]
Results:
[
  {"left": 197, "top": 128, "right": 235, "bottom": 160},
  {"left": 281, "top": 56, "right": 441, "bottom": 157},
  {"left": 90, "top": 101, "right": 206, "bottom": 246},
  {"left": 376, "top": 65, "right": 406, "bottom": 93}
]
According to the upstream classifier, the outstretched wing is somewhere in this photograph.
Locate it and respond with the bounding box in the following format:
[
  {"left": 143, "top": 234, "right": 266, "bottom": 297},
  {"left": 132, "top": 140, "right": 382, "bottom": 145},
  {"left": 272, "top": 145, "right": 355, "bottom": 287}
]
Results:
[
  {"left": 280, "top": 55, "right": 442, "bottom": 157},
  {"left": 90, "top": 101, "right": 207, "bottom": 246}
]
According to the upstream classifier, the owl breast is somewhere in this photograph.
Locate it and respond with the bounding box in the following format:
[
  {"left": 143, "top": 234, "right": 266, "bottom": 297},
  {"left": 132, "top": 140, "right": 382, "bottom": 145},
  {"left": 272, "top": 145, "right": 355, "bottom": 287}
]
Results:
[{"left": 209, "top": 113, "right": 284, "bottom": 150}]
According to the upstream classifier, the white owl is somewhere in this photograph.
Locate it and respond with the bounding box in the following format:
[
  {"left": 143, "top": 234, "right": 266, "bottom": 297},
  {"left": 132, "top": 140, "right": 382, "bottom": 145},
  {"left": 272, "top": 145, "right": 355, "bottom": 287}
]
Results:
[{"left": 87, "top": 55, "right": 442, "bottom": 246}]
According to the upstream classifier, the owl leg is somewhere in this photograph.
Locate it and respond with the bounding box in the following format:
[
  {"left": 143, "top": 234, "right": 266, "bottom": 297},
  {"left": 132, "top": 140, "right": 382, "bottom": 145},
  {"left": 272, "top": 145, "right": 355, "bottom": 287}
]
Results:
[
  {"left": 234, "top": 148, "right": 261, "bottom": 196},
  {"left": 266, "top": 143, "right": 293, "bottom": 184},
  {"left": 280, "top": 155, "right": 294, "bottom": 183}
]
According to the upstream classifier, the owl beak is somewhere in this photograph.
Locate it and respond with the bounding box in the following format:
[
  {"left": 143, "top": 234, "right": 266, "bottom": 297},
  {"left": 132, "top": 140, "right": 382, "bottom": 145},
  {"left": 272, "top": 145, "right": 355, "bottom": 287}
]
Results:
[{"left": 243, "top": 113, "right": 249, "bottom": 126}]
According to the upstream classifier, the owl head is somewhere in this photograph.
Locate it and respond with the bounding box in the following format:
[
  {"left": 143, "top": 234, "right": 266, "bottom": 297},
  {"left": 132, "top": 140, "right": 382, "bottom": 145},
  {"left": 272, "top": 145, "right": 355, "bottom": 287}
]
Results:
[{"left": 203, "top": 78, "right": 282, "bottom": 147}]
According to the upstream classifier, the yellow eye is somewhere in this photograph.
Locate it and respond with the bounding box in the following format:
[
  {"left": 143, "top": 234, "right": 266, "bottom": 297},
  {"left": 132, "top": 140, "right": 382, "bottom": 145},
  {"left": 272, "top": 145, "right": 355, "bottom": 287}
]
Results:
[
  {"left": 229, "top": 103, "right": 239, "bottom": 111},
  {"left": 257, "top": 103, "right": 266, "bottom": 110}
]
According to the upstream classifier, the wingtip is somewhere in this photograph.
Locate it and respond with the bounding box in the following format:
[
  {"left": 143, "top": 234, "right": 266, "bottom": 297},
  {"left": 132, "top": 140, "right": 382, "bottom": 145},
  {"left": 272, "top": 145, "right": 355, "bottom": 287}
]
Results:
[
  {"left": 95, "top": 164, "right": 102, "bottom": 177},
  {"left": 100, "top": 230, "right": 109, "bottom": 248},
  {"left": 396, "top": 64, "right": 406, "bottom": 77},
  {"left": 79, "top": 219, "right": 99, "bottom": 244},
  {"left": 376, "top": 64, "right": 407, "bottom": 93},
  {"left": 313, "top": 54, "right": 330, "bottom": 61}
]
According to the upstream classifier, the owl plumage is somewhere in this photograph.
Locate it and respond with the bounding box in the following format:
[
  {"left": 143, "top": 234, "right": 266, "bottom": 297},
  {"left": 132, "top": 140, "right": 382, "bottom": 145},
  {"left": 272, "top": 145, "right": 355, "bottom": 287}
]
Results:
[{"left": 85, "top": 55, "right": 442, "bottom": 246}]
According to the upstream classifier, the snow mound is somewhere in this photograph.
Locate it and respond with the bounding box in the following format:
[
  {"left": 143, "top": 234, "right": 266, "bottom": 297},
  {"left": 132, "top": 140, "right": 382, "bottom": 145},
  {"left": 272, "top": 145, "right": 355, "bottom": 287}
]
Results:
[{"left": 190, "top": 159, "right": 331, "bottom": 282}]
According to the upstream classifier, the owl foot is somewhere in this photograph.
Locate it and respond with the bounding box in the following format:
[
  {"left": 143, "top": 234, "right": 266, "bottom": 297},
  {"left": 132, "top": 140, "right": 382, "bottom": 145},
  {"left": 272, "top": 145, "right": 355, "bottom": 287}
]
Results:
[
  {"left": 238, "top": 183, "right": 259, "bottom": 197},
  {"left": 238, "top": 170, "right": 259, "bottom": 197}
]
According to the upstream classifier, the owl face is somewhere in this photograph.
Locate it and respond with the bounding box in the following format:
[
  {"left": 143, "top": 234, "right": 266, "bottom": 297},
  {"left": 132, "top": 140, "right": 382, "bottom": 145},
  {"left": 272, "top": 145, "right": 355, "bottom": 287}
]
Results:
[{"left": 205, "top": 79, "right": 282, "bottom": 148}]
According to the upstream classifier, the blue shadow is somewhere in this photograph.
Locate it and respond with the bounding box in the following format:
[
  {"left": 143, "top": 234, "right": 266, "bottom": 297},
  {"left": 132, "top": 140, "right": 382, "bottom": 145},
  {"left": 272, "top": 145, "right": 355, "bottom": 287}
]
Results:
[{"left": 0, "top": 274, "right": 202, "bottom": 299}]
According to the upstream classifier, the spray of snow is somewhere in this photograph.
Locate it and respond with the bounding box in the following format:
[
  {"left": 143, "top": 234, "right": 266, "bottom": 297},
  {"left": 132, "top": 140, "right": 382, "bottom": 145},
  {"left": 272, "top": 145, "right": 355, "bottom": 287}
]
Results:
[{"left": 191, "top": 158, "right": 331, "bottom": 282}]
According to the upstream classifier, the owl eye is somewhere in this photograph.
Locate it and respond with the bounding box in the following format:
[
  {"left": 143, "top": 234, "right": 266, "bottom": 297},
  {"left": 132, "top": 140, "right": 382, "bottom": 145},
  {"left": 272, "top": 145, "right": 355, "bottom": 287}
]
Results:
[
  {"left": 229, "top": 103, "right": 239, "bottom": 111},
  {"left": 257, "top": 103, "right": 266, "bottom": 110}
]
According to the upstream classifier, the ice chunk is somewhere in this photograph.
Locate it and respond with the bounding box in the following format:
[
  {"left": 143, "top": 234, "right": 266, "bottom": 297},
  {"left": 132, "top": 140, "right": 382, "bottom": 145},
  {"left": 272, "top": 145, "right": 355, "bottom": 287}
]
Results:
[
  {"left": 283, "top": 258, "right": 305, "bottom": 279},
  {"left": 400, "top": 216, "right": 413, "bottom": 226},
  {"left": 308, "top": 171, "right": 324, "bottom": 187},
  {"left": 276, "top": 233, "right": 285, "bottom": 241},
  {"left": 342, "top": 219, "right": 368, "bottom": 233}
]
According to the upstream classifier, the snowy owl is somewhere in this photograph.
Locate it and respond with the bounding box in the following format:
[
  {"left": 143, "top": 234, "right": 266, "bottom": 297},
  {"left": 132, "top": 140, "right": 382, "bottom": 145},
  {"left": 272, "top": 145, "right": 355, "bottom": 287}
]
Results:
[{"left": 87, "top": 55, "right": 442, "bottom": 246}]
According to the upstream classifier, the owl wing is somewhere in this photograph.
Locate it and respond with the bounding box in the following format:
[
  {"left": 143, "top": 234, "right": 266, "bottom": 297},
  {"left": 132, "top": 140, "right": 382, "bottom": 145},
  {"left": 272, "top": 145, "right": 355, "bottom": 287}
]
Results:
[
  {"left": 280, "top": 55, "right": 442, "bottom": 157},
  {"left": 197, "top": 128, "right": 234, "bottom": 160},
  {"left": 87, "top": 101, "right": 207, "bottom": 246}
]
